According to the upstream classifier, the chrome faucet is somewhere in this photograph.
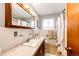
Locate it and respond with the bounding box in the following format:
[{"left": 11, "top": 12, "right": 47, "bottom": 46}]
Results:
[{"left": 26, "top": 37, "right": 31, "bottom": 42}]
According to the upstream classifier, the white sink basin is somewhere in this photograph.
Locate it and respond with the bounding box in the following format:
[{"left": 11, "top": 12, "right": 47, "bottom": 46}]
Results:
[{"left": 22, "top": 39, "right": 40, "bottom": 47}]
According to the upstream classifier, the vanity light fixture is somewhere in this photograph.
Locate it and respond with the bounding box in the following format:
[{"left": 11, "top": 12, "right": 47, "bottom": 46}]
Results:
[
  {"left": 17, "top": 3, "right": 36, "bottom": 18},
  {"left": 24, "top": 4, "right": 36, "bottom": 16},
  {"left": 24, "top": 5, "right": 30, "bottom": 9},
  {"left": 29, "top": 8, "right": 36, "bottom": 16}
]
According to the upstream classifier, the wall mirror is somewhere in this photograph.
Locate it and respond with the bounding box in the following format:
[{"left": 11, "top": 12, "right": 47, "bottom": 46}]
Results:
[{"left": 5, "top": 3, "right": 35, "bottom": 29}]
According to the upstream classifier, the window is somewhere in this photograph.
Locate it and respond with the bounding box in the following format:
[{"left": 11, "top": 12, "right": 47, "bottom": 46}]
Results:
[{"left": 42, "top": 18, "right": 55, "bottom": 30}]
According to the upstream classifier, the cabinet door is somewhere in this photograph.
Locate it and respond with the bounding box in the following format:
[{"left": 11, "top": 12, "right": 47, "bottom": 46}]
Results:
[
  {"left": 41, "top": 40, "right": 45, "bottom": 56},
  {"left": 35, "top": 48, "right": 41, "bottom": 56},
  {"left": 34, "top": 40, "right": 45, "bottom": 56}
]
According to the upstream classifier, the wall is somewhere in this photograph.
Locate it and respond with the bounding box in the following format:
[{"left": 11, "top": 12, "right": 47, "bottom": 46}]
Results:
[
  {"left": 0, "top": 27, "right": 33, "bottom": 53},
  {"left": 0, "top": 4, "right": 5, "bottom": 27}
]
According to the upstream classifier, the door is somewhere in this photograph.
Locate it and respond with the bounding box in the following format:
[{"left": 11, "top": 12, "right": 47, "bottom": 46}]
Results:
[{"left": 67, "top": 3, "right": 79, "bottom": 56}]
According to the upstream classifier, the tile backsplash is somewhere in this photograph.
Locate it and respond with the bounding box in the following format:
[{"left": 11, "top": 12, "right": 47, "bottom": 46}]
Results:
[
  {"left": 0, "top": 27, "right": 56, "bottom": 54},
  {"left": 0, "top": 27, "right": 33, "bottom": 53}
]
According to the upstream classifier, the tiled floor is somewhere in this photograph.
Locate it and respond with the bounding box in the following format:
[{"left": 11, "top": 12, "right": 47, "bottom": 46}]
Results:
[
  {"left": 45, "top": 53, "right": 57, "bottom": 56},
  {"left": 45, "top": 42, "right": 62, "bottom": 56}
]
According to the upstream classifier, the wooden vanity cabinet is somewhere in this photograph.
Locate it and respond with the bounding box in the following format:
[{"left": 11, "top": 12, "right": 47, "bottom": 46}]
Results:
[{"left": 34, "top": 40, "right": 45, "bottom": 56}]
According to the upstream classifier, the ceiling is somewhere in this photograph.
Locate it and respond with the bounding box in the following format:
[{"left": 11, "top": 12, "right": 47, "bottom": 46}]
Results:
[{"left": 31, "top": 3, "right": 65, "bottom": 16}]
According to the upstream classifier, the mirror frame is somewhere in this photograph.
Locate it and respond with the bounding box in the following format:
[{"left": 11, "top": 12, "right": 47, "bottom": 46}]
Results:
[{"left": 5, "top": 3, "right": 35, "bottom": 29}]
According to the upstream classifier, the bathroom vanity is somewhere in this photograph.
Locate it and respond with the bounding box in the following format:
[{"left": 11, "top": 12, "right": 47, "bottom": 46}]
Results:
[
  {"left": 2, "top": 37, "right": 45, "bottom": 56},
  {"left": 34, "top": 40, "right": 45, "bottom": 56}
]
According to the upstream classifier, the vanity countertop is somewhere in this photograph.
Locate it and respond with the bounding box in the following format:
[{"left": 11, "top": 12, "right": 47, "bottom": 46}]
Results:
[{"left": 2, "top": 37, "right": 45, "bottom": 56}]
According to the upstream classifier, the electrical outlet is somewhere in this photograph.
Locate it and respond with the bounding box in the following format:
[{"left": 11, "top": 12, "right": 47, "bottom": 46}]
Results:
[{"left": 14, "top": 31, "right": 18, "bottom": 37}]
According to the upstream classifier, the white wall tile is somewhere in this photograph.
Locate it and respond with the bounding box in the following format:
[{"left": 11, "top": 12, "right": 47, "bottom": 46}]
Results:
[{"left": 0, "top": 27, "right": 32, "bottom": 53}]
